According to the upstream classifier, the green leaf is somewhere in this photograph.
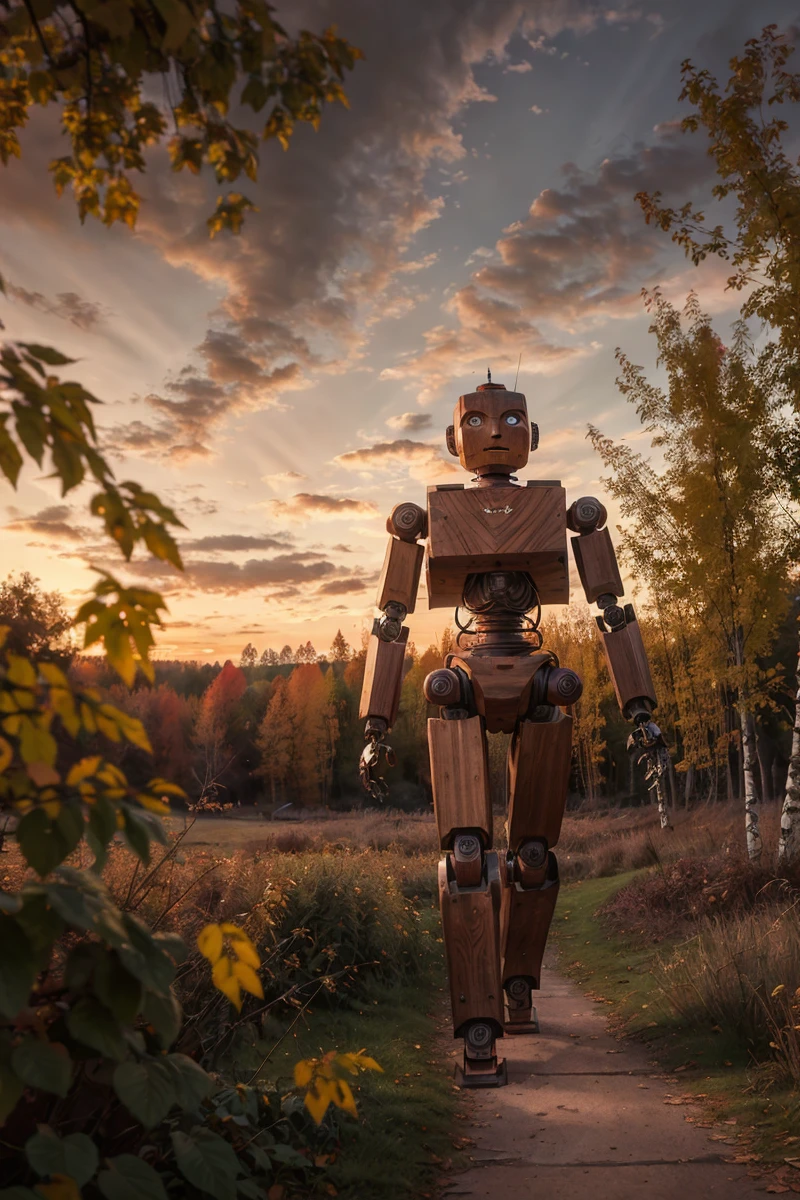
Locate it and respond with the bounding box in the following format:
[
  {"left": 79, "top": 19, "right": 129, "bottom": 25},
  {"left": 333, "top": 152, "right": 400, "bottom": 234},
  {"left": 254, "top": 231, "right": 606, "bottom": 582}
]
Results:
[
  {"left": 171, "top": 1129, "right": 240, "bottom": 1200},
  {"left": 0, "top": 1062, "right": 24, "bottom": 1122},
  {"left": 113, "top": 1060, "right": 177, "bottom": 1127},
  {"left": 0, "top": 423, "right": 23, "bottom": 487},
  {"left": 97, "top": 1156, "right": 167, "bottom": 1200},
  {"left": 25, "top": 1127, "right": 99, "bottom": 1187},
  {"left": 19, "top": 344, "right": 74, "bottom": 367},
  {"left": 163, "top": 1054, "right": 213, "bottom": 1111},
  {"left": 90, "top": 0, "right": 135, "bottom": 36},
  {"left": 11, "top": 1039, "right": 71, "bottom": 1097},
  {"left": 142, "top": 989, "right": 181, "bottom": 1047},
  {"left": 17, "top": 809, "right": 69, "bottom": 878},
  {"left": 0, "top": 917, "right": 37, "bottom": 1017},
  {"left": 66, "top": 996, "right": 127, "bottom": 1061},
  {"left": 94, "top": 955, "right": 142, "bottom": 1025}
]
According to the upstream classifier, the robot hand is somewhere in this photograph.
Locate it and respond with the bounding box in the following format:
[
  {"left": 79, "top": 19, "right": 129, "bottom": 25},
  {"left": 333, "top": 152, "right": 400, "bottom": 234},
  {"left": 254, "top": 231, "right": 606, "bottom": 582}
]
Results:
[
  {"left": 627, "top": 711, "right": 672, "bottom": 829},
  {"left": 359, "top": 718, "right": 397, "bottom": 802}
]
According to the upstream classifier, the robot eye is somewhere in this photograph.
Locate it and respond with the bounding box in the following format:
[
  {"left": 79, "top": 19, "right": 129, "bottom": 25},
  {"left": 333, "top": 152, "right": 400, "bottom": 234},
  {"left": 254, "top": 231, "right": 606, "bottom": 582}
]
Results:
[
  {"left": 467, "top": 415, "right": 483, "bottom": 427},
  {"left": 505, "top": 414, "right": 521, "bottom": 426}
]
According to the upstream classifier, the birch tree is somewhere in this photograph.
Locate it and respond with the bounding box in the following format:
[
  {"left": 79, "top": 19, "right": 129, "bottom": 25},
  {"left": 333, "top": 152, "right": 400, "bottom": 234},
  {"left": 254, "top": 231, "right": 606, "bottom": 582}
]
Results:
[
  {"left": 637, "top": 24, "right": 800, "bottom": 854},
  {"left": 592, "top": 291, "right": 798, "bottom": 859}
]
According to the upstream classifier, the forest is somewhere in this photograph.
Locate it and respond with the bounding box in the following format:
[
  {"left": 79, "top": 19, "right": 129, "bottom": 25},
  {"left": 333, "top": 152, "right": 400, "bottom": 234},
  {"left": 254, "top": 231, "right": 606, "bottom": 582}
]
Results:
[{"left": 4, "top": 553, "right": 796, "bottom": 820}]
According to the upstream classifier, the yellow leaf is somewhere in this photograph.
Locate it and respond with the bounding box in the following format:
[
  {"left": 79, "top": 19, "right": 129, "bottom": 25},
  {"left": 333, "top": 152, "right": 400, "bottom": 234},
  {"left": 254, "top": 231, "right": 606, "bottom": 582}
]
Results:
[
  {"left": 232, "top": 959, "right": 263, "bottom": 1000},
  {"left": 43, "top": 800, "right": 62, "bottom": 818},
  {"left": 35, "top": 1175, "right": 82, "bottom": 1200},
  {"left": 772, "top": 984, "right": 786, "bottom": 997},
  {"left": 304, "top": 1081, "right": 332, "bottom": 1125},
  {"left": 118, "top": 714, "right": 151, "bottom": 753},
  {"left": 39, "top": 662, "right": 69, "bottom": 688},
  {"left": 0, "top": 736, "right": 12, "bottom": 772},
  {"left": 136, "top": 792, "right": 169, "bottom": 815},
  {"left": 294, "top": 1059, "right": 314, "bottom": 1088},
  {"left": 147, "top": 778, "right": 186, "bottom": 798},
  {"left": 231, "top": 938, "right": 260, "bottom": 970},
  {"left": 197, "top": 923, "right": 223, "bottom": 964},
  {"left": 96, "top": 713, "right": 122, "bottom": 742},
  {"left": 218, "top": 921, "right": 246, "bottom": 937},
  {"left": 7, "top": 654, "right": 36, "bottom": 688},
  {"left": 212, "top": 956, "right": 242, "bottom": 1010},
  {"left": 67, "top": 756, "right": 101, "bottom": 786},
  {"left": 331, "top": 1078, "right": 358, "bottom": 1118},
  {"left": 353, "top": 1053, "right": 383, "bottom": 1073},
  {"left": 26, "top": 762, "right": 60, "bottom": 788}
]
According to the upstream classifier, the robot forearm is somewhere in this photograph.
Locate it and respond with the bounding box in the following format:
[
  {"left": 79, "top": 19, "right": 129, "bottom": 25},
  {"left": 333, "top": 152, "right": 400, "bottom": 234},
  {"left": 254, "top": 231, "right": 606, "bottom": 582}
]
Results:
[
  {"left": 359, "top": 503, "right": 426, "bottom": 798},
  {"left": 567, "top": 496, "right": 656, "bottom": 719},
  {"left": 359, "top": 501, "right": 426, "bottom": 729}
]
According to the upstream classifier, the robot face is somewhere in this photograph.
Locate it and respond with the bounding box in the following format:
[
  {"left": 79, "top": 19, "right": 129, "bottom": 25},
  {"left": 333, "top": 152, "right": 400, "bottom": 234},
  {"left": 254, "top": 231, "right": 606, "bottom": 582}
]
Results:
[{"left": 451, "top": 387, "right": 531, "bottom": 473}]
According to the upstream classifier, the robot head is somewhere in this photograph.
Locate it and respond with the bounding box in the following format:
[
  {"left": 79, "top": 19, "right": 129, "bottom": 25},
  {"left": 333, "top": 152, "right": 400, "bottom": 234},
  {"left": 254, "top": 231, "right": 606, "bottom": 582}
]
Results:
[{"left": 446, "top": 381, "right": 538, "bottom": 476}]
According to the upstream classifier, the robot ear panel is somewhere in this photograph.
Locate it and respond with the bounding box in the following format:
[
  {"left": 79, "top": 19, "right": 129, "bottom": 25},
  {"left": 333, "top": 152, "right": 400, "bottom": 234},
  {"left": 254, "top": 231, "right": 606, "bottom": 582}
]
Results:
[
  {"left": 530, "top": 422, "right": 539, "bottom": 452},
  {"left": 446, "top": 425, "right": 458, "bottom": 456}
]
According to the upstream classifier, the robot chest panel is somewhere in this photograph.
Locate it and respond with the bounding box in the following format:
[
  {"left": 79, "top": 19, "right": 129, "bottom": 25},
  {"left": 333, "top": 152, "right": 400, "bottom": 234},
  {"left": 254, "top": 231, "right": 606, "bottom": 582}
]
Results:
[{"left": 425, "top": 483, "right": 569, "bottom": 608}]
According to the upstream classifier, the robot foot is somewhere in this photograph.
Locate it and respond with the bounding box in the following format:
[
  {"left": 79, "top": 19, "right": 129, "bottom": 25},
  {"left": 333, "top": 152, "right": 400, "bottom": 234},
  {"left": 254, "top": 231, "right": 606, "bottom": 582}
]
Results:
[
  {"left": 503, "top": 976, "right": 540, "bottom": 1035},
  {"left": 454, "top": 1020, "right": 508, "bottom": 1089}
]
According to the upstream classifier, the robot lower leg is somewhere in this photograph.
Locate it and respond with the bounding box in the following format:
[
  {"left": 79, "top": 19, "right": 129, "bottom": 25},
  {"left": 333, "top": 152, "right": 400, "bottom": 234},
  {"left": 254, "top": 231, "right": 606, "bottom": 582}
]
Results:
[
  {"left": 501, "top": 710, "right": 573, "bottom": 1031},
  {"left": 429, "top": 715, "right": 507, "bottom": 1086}
]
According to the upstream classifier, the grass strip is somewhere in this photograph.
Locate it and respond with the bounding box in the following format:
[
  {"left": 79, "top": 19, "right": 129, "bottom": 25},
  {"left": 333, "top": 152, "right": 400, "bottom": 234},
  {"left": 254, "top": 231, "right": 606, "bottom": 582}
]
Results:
[
  {"left": 260, "top": 908, "right": 461, "bottom": 1199},
  {"left": 555, "top": 873, "right": 800, "bottom": 1162}
]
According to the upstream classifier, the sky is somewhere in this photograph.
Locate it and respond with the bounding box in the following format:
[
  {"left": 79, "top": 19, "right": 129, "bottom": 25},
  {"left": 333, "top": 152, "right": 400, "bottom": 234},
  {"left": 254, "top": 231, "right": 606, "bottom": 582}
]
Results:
[{"left": 0, "top": 0, "right": 796, "bottom": 664}]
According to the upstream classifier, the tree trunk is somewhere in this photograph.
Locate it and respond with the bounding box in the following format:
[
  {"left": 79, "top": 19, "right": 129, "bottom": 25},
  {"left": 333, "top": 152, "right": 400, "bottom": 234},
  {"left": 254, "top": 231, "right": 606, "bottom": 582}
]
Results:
[
  {"left": 684, "top": 763, "right": 696, "bottom": 808},
  {"left": 740, "top": 706, "right": 762, "bottom": 861},
  {"left": 778, "top": 625, "right": 800, "bottom": 864}
]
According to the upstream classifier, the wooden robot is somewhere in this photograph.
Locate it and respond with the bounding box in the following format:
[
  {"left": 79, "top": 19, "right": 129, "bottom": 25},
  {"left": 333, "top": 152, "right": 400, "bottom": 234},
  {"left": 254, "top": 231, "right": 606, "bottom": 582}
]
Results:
[{"left": 358, "top": 376, "right": 667, "bottom": 1087}]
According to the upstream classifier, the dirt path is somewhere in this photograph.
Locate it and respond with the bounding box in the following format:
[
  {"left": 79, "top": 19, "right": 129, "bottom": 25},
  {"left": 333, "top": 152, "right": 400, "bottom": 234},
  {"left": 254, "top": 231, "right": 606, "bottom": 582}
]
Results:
[{"left": 439, "top": 965, "right": 767, "bottom": 1199}]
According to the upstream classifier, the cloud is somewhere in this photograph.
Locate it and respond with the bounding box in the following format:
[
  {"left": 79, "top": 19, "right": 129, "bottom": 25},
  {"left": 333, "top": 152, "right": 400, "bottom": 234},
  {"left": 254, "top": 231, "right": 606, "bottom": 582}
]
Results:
[
  {"left": 86, "top": 0, "right": 653, "bottom": 458},
  {"left": 530, "top": 105, "right": 548, "bottom": 115},
  {"left": 118, "top": 553, "right": 341, "bottom": 594},
  {"left": 386, "top": 411, "right": 433, "bottom": 432},
  {"left": 6, "top": 283, "right": 106, "bottom": 330},
  {"left": 316, "top": 577, "right": 372, "bottom": 595},
  {"left": 333, "top": 438, "right": 458, "bottom": 481},
  {"left": 186, "top": 534, "right": 292, "bottom": 552},
  {"left": 269, "top": 493, "right": 379, "bottom": 520},
  {"left": 381, "top": 122, "right": 713, "bottom": 403},
  {"left": 262, "top": 470, "right": 308, "bottom": 492},
  {"left": 505, "top": 60, "right": 532, "bottom": 72},
  {"left": 5, "top": 504, "right": 91, "bottom": 542},
  {"left": 332, "top": 543, "right": 354, "bottom": 553}
]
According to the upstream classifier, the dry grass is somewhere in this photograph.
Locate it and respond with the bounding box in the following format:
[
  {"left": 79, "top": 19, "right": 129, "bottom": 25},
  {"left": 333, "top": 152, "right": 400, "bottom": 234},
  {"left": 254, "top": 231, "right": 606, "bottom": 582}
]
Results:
[{"left": 653, "top": 901, "right": 800, "bottom": 1083}]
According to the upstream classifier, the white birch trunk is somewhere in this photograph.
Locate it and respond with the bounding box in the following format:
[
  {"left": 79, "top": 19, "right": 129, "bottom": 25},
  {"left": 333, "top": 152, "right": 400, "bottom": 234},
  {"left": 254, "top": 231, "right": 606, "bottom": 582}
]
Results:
[
  {"left": 778, "top": 625, "right": 800, "bottom": 864},
  {"left": 741, "top": 707, "right": 762, "bottom": 861}
]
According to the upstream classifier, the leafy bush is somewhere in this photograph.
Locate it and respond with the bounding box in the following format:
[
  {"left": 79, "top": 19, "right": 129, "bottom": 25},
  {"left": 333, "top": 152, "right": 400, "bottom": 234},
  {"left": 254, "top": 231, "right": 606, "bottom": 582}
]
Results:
[{"left": 262, "top": 852, "right": 429, "bottom": 1005}]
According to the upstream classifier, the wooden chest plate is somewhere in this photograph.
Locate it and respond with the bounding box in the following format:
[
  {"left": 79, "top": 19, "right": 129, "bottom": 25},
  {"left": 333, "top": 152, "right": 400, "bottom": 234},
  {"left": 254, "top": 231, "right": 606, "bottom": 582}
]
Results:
[{"left": 425, "top": 482, "right": 568, "bottom": 608}]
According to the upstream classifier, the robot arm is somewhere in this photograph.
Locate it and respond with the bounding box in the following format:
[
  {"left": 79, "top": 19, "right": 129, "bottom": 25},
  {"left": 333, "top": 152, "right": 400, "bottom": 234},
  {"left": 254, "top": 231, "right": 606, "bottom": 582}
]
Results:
[
  {"left": 567, "top": 497, "right": 671, "bottom": 826},
  {"left": 359, "top": 501, "right": 426, "bottom": 798}
]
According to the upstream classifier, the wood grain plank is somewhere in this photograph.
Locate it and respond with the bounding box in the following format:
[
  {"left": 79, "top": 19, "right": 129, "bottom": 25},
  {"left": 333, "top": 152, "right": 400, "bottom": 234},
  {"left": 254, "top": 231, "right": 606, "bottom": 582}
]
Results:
[
  {"left": 501, "top": 880, "right": 559, "bottom": 991},
  {"left": 428, "top": 716, "right": 492, "bottom": 847},
  {"left": 570, "top": 527, "right": 624, "bottom": 601},
  {"left": 439, "top": 856, "right": 504, "bottom": 1035},
  {"left": 359, "top": 629, "right": 408, "bottom": 725},
  {"left": 602, "top": 619, "right": 657, "bottom": 713},
  {"left": 426, "top": 483, "right": 569, "bottom": 607},
  {"left": 507, "top": 713, "right": 573, "bottom": 851},
  {"left": 376, "top": 537, "right": 424, "bottom": 613}
]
